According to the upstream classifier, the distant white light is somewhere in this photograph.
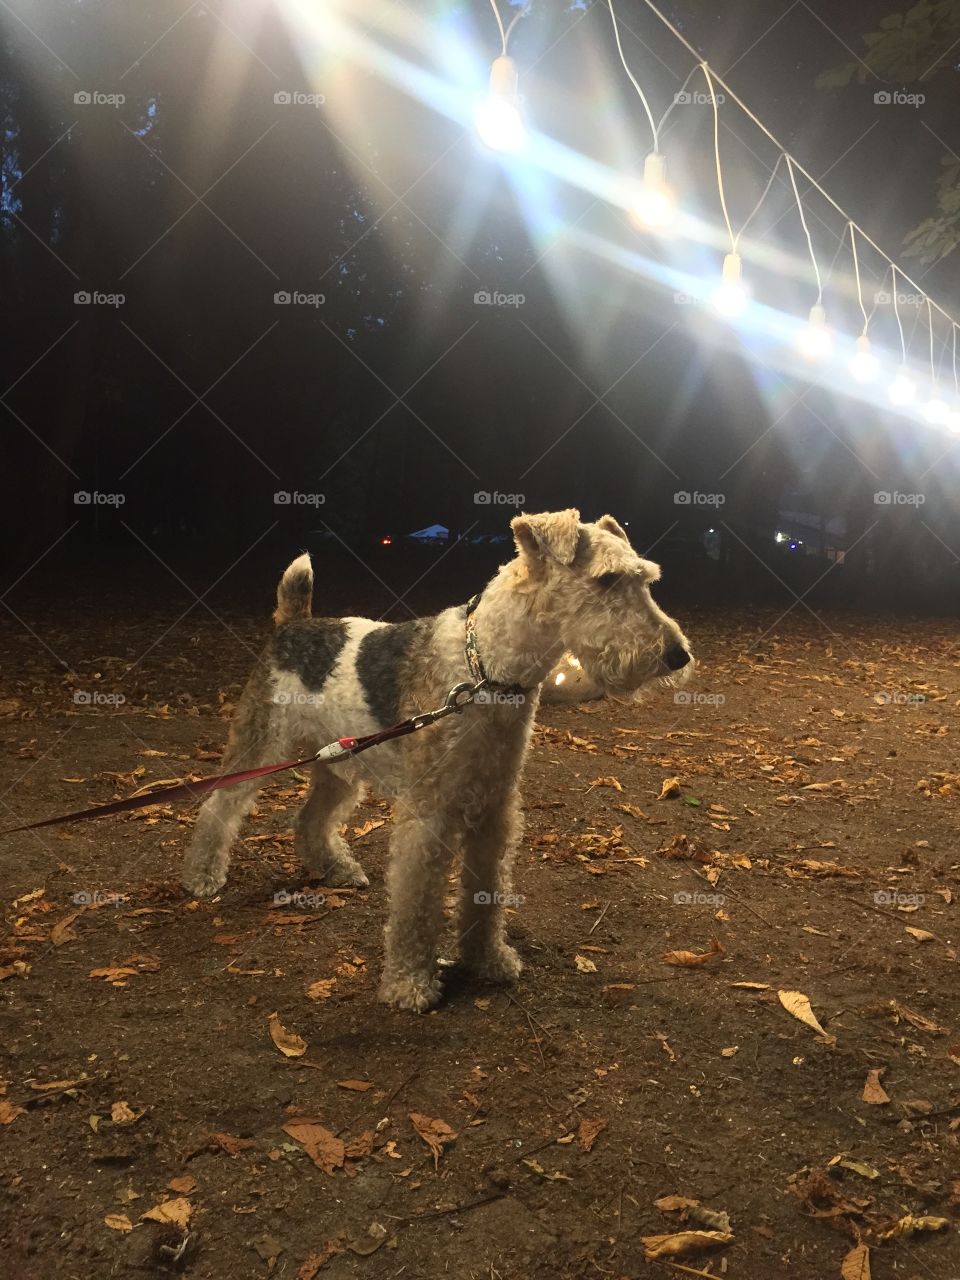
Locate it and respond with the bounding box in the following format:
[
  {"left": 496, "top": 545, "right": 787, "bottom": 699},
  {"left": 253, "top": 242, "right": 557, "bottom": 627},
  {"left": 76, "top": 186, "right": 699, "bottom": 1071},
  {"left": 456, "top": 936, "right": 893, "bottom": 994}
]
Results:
[
  {"left": 554, "top": 671, "right": 566, "bottom": 685},
  {"left": 888, "top": 367, "right": 916, "bottom": 407},
  {"left": 923, "top": 396, "right": 951, "bottom": 425}
]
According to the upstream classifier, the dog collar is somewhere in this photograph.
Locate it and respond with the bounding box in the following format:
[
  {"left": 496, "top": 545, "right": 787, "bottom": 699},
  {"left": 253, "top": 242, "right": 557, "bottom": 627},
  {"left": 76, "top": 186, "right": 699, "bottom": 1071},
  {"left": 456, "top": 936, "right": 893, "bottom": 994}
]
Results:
[{"left": 464, "top": 593, "right": 528, "bottom": 695}]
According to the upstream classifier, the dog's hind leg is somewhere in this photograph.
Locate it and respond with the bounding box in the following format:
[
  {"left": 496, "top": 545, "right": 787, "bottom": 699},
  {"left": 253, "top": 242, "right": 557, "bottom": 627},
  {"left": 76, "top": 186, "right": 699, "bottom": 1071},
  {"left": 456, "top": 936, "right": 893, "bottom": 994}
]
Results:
[
  {"left": 295, "top": 764, "right": 368, "bottom": 887},
  {"left": 181, "top": 670, "right": 279, "bottom": 899}
]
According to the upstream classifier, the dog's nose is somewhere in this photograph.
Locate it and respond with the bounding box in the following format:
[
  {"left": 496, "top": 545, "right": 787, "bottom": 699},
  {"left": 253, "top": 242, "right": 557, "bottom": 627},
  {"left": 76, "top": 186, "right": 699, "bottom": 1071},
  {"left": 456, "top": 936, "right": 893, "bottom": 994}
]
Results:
[{"left": 663, "top": 644, "right": 691, "bottom": 671}]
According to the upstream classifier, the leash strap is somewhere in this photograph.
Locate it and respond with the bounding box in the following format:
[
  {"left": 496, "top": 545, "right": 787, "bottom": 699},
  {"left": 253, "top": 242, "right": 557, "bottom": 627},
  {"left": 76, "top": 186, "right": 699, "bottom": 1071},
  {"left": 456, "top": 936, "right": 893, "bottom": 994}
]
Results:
[{"left": 0, "top": 681, "right": 482, "bottom": 837}]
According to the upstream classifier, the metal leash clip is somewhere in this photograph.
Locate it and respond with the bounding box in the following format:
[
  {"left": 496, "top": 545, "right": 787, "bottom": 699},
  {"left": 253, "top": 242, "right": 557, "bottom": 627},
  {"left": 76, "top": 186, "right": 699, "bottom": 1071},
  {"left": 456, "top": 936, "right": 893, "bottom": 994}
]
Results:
[{"left": 410, "top": 681, "right": 484, "bottom": 730}]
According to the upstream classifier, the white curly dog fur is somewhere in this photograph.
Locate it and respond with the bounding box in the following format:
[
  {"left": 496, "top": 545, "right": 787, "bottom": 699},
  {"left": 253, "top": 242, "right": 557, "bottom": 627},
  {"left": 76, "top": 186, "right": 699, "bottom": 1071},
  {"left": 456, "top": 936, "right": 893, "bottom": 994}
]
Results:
[{"left": 181, "top": 510, "right": 692, "bottom": 1011}]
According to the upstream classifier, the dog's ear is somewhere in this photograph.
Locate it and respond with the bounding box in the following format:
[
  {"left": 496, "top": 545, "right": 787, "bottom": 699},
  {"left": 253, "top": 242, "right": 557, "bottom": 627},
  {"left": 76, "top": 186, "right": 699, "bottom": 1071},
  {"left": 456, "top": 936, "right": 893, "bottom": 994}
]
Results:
[
  {"left": 596, "top": 514, "right": 630, "bottom": 542},
  {"left": 512, "top": 509, "right": 581, "bottom": 566}
]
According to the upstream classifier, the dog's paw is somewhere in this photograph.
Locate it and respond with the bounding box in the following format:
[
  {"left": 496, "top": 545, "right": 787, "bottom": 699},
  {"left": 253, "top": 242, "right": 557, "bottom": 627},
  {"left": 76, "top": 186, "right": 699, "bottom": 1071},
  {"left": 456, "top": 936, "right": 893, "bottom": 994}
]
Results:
[
  {"left": 378, "top": 973, "right": 442, "bottom": 1013},
  {"left": 322, "top": 861, "right": 370, "bottom": 889},
  {"left": 465, "top": 944, "right": 523, "bottom": 984},
  {"left": 181, "top": 869, "right": 226, "bottom": 899}
]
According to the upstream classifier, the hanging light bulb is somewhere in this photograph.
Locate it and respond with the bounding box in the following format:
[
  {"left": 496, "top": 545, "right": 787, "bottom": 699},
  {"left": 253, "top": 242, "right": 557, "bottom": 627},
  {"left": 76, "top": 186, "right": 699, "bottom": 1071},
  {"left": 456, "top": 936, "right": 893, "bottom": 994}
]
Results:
[
  {"left": 475, "top": 56, "right": 524, "bottom": 153},
  {"left": 797, "top": 303, "right": 830, "bottom": 361},
  {"left": 712, "top": 252, "right": 748, "bottom": 318},
  {"left": 850, "top": 334, "right": 879, "bottom": 384},
  {"left": 923, "top": 393, "right": 951, "bottom": 425},
  {"left": 631, "top": 152, "right": 676, "bottom": 230},
  {"left": 888, "top": 366, "right": 916, "bottom": 407}
]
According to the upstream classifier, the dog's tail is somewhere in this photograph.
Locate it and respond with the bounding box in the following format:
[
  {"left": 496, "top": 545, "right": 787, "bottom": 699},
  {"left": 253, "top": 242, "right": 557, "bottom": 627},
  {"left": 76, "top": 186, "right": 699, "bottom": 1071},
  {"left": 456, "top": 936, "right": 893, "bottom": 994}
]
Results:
[{"left": 274, "top": 552, "right": 313, "bottom": 624}]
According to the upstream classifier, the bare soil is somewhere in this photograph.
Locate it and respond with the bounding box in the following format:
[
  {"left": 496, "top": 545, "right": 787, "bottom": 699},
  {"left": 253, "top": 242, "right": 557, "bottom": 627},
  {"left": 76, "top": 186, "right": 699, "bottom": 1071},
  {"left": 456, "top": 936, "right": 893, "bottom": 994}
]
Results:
[{"left": 2, "top": 573, "right": 960, "bottom": 1280}]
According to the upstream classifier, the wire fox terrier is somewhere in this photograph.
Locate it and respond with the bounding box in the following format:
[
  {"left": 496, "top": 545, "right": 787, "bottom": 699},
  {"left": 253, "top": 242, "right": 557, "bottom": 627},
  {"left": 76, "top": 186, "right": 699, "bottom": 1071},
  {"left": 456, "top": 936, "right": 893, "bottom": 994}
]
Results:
[{"left": 181, "top": 510, "right": 692, "bottom": 1011}]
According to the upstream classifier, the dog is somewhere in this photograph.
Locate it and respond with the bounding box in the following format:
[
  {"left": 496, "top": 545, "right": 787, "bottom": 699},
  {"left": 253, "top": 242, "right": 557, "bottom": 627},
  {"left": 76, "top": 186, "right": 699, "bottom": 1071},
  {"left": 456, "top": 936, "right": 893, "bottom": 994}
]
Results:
[{"left": 181, "top": 509, "right": 692, "bottom": 1011}]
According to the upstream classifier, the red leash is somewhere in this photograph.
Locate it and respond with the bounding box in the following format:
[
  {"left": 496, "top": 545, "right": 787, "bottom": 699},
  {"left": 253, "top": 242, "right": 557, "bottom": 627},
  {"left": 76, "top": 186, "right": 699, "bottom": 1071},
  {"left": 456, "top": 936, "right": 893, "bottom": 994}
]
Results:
[{"left": 0, "top": 682, "right": 482, "bottom": 837}]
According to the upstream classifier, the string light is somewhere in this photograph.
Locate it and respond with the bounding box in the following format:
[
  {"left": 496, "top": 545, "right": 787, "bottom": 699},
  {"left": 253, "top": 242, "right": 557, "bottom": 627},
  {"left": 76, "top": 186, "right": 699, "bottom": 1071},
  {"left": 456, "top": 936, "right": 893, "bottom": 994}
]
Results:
[
  {"left": 850, "top": 334, "right": 880, "bottom": 384},
  {"left": 921, "top": 298, "right": 951, "bottom": 424},
  {"left": 476, "top": 1, "right": 527, "bottom": 152},
  {"left": 607, "top": 1, "right": 676, "bottom": 230},
  {"left": 713, "top": 252, "right": 748, "bottom": 317},
  {"left": 786, "top": 155, "right": 830, "bottom": 361},
  {"left": 848, "top": 227, "right": 879, "bottom": 383}
]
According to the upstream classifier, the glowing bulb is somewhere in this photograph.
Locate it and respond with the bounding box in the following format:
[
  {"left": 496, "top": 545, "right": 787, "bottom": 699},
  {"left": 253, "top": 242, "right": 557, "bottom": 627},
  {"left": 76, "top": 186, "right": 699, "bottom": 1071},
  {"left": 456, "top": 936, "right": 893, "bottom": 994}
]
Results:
[
  {"left": 712, "top": 252, "right": 748, "bottom": 318},
  {"left": 554, "top": 671, "right": 565, "bottom": 685},
  {"left": 631, "top": 152, "right": 675, "bottom": 230},
  {"left": 475, "top": 56, "right": 524, "bottom": 153},
  {"left": 923, "top": 395, "right": 951, "bottom": 425},
  {"left": 850, "top": 334, "right": 879, "bottom": 384},
  {"left": 797, "top": 304, "right": 830, "bottom": 361},
  {"left": 888, "top": 367, "right": 916, "bottom": 407}
]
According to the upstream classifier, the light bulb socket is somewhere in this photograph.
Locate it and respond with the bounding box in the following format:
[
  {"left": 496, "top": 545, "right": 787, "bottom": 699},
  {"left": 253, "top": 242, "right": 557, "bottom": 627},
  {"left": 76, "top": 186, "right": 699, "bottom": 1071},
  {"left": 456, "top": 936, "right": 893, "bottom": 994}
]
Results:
[
  {"left": 721, "top": 252, "right": 742, "bottom": 284},
  {"left": 855, "top": 334, "right": 871, "bottom": 356},
  {"left": 643, "top": 151, "right": 667, "bottom": 188},
  {"left": 489, "top": 55, "right": 519, "bottom": 103},
  {"left": 808, "top": 304, "right": 826, "bottom": 328}
]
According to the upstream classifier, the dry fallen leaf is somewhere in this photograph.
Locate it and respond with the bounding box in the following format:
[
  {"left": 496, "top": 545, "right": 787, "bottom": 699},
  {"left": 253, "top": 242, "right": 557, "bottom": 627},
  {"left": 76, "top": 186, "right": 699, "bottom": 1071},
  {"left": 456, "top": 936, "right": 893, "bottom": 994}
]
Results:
[
  {"left": 89, "top": 967, "right": 137, "bottom": 984},
  {"left": 577, "top": 1117, "right": 607, "bottom": 1152},
  {"left": 268, "top": 1011, "right": 307, "bottom": 1057},
  {"left": 904, "top": 927, "right": 935, "bottom": 943},
  {"left": 654, "top": 1194, "right": 732, "bottom": 1234},
  {"left": 574, "top": 954, "right": 598, "bottom": 973},
  {"left": 640, "top": 1230, "right": 733, "bottom": 1260},
  {"left": 658, "top": 777, "right": 682, "bottom": 800},
  {"left": 297, "top": 1240, "right": 345, "bottom": 1279},
  {"left": 140, "top": 1198, "right": 192, "bottom": 1228},
  {"left": 778, "top": 990, "right": 834, "bottom": 1041},
  {"left": 589, "top": 776, "right": 623, "bottom": 792},
  {"left": 731, "top": 981, "right": 770, "bottom": 990},
  {"left": 862, "top": 1069, "right": 890, "bottom": 1105},
  {"left": 104, "top": 1213, "right": 134, "bottom": 1233},
  {"left": 306, "top": 978, "right": 336, "bottom": 1002},
  {"left": 50, "top": 908, "right": 85, "bottom": 946},
  {"left": 353, "top": 818, "right": 386, "bottom": 838},
  {"left": 409, "top": 1112, "right": 457, "bottom": 1170},
  {"left": 111, "top": 1101, "right": 139, "bottom": 1125},
  {"left": 282, "top": 1119, "right": 345, "bottom": 1175},
  {"left": 841, "top": 1242, "right": 871, "bottom": 1280},
  {"left": 881, "top": 1214, "right": 949, "bottom": 1239},
  {"left": 662, "top": 939, "right": 725, "bottom": 967},
  {"left": 889, "top": 1001, "right": 947, "bottom": 1035},
  {"left": 0, "top": 1099, "right": 25, "bottom": 1125},
  {"left": 167, "top": 1175, "right": 197, "bottom": 1194},
  {"left": 721, "top": 1046, "right": 739, "bottom": 1058},
  {"left": 336, "top": 1079, "right": 374, "bottom": 1092}
]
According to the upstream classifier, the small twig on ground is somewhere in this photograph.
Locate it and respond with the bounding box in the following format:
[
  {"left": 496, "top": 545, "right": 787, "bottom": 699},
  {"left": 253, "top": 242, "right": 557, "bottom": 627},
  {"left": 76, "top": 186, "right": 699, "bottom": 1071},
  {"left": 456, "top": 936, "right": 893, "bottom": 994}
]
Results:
[
  {"left": 378, "top": 1068, "right": 419, "bottom": 1114},
  {"left": 588, "top": 902, "right": 610, "bottom": 935}
]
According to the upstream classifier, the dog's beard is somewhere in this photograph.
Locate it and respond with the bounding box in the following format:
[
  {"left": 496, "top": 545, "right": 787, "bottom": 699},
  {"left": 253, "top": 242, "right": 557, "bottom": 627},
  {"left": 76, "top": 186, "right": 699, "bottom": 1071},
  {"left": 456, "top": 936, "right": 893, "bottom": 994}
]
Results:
[{"left": 577, "top": 642, "right": 684, "bottom": 697}]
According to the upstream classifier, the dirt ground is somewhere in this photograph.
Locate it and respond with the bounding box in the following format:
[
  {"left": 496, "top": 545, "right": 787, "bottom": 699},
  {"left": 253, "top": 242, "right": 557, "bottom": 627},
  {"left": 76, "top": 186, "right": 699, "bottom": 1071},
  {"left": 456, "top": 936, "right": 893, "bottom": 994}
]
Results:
[{"left": 2, "top": 566, "right": 960, "bottom": 1280}]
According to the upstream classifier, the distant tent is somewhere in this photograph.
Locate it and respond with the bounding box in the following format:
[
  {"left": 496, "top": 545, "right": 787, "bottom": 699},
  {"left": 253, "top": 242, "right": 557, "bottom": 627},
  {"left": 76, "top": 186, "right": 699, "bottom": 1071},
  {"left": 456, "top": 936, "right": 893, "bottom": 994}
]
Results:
[{"left": 408, "top": 523, "right": 449, "bottom": 543}]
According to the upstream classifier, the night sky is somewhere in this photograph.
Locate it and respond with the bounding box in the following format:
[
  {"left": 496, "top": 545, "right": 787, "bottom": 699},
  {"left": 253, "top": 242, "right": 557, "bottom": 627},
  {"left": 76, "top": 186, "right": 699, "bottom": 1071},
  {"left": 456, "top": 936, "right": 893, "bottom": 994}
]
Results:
[{"left": 1, "top": 0, "right": 958, "bottom": 605}]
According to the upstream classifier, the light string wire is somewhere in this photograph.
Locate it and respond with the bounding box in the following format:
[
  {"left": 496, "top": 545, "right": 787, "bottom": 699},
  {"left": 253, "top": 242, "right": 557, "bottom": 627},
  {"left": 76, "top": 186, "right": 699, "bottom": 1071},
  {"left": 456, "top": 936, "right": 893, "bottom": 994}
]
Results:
[
  {"left": 488, "top": 0, "right": 526, "bottom": 56},
  {"left": 627, "top": 0, "right": 956, "bottom": 330},
  {"left": 891, "top": 264, "right": 908, "bottom": 364},
  {"left": 849, "top": 223, "right": 870, "bottom": 336},
  {"left": 607, "top": 0, "right": 660, "bottom": 151},
  {"left": 786, "top": 154, "right": 823, "bottom": 304}
]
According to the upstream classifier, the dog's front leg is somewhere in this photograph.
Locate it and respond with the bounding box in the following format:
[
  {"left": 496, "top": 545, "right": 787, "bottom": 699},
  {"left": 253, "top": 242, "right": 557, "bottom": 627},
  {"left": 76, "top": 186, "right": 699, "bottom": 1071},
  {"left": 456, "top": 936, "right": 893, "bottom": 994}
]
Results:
[
  {"left": 379, "top": 813, "right": 452, "bottom": 1012},
  {"left": 457, "top": 794, "right": 523, "bottom": 984}
]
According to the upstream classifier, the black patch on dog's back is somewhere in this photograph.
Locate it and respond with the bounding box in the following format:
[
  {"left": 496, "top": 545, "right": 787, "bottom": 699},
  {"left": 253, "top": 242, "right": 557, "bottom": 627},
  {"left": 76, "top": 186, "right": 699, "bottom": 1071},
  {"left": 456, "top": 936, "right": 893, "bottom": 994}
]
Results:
[
  {"left": 357, "top": 620, "right": 429, "bottom": 725},
  {"left": 272, "top": 619, "right": 349, "bottom": 692}
]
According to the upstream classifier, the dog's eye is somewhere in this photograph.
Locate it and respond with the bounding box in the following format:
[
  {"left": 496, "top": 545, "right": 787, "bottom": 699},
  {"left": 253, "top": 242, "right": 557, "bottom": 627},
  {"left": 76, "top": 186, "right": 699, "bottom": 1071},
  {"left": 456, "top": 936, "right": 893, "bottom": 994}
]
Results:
[{"left": 595, "top": 573, "right": 623, "bottom": 590}]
